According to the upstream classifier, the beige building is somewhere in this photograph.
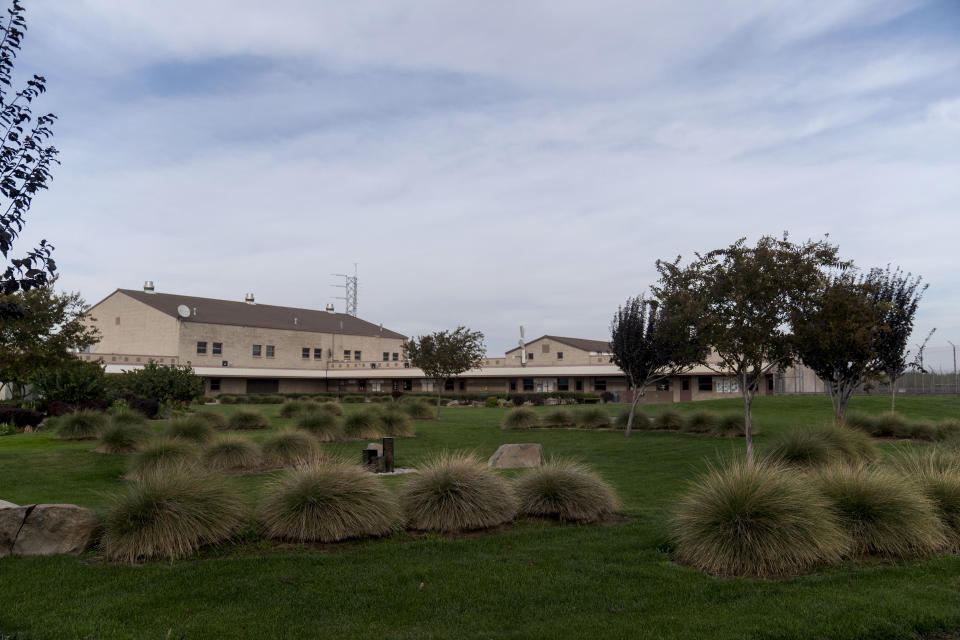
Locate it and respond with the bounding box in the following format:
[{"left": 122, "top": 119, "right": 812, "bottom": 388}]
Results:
[{"left": 79, "top": 285, "right": 796, "bottom": 402}]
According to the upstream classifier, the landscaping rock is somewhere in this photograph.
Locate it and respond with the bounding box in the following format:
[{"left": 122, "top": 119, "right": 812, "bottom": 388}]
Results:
[
  {"left": 11, "top": 504, "right": 99, "bottom": 557},
  {"left": 545, "top": 398, "right": 560, "bottom": 405},
  {"left": 445, "top": 401, "right": 460, "bottom": 407},
  {"left": 366, "top": 443, "right": 383, "bottom": 456},
  {"left": 1, "top": 505, "right": 30, "bottom": 558},
  {"left": 488, "top": 443, "right": 543, "bottom": 469},
  {"left": 0, "top": 499, "right": 18, "bottom": 509}
]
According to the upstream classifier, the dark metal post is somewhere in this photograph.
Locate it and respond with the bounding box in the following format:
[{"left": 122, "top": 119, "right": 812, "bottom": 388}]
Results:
[{"left": 382, "top": 437, "right": 394, "bottom": 473}]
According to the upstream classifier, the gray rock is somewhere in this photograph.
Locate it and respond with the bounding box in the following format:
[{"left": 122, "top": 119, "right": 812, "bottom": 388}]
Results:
[
  {"left": 365, "top": 443, "right": 383, "bottom": 456},
  {"left": 545, "top": 398, "right": 560, "bottom": 405},
  {"left": 0, "top": 499, "right": 19, "bottom": 509},
  {"left": 488, "top": 443, "right": 543, "bottom": 469},
  {"left": 11, "top": 504, "right": 99, "bottom": 557},
  {"left": 0, "top": 505, "right": 30, "bottom": 558}
]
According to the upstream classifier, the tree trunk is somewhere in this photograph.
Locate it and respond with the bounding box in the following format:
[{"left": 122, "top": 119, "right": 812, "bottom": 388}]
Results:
[
  {"left": 890, "top": 376, "right": 897, "bottom": 414},
  {"left": 624, "top": 380, "right": 643, "bottom": 438},
  {"left": 436, "top": 381, "right": 443, "bottom": 419},
  {"left": 742, "top": 372, "right": 754, "bottom": 467}
]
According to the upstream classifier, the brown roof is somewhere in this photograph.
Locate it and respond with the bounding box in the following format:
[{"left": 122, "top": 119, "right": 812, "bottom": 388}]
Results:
[
  {"left": 505, "top": 335, "right": 611, "bottom": 354},
  {"left": 113, "top": 289, "right": 406, "bottom": 339}
]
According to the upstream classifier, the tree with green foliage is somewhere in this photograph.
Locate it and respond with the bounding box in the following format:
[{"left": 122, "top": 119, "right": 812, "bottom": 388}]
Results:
[
  {"left": 791, "top": 273, "right": 881, "bottom": 425},
  {"left": 32, "top": 358, "right": 106, "bottom": 406},
  {"left": 0, "top": 1, "right": 60, "bottom": 320},
  {"left": 403, "top": 327, "right": 486, "bottom": 417},
  {"left": 610, "top": 296, "right": 706, "bottom": 437},
  {"left": 869, "top": 266, "right": 928, "bottom": 413},
  {"left": 0, "top": 284, "right": 99, "bottom": 399},
  {"left": 116, "top": 361, "right": 204, "bottom": 406},
  {"left": 656, "top": 234, "right": 845, "bottom": 465}
]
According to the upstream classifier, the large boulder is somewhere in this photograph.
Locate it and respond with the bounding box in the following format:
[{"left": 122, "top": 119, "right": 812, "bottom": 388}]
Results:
[
  {"left": 8, "top": 504, "right": 99, "bottom": 557},
  {"left": 0, "top": 499, "right": 19, "bottom": 509},
  {"left": 1, "top": 505, "right": 29, "bottom": 558},
  {"left": 488, "top": 443, "right": 542, "bottom": 469}
]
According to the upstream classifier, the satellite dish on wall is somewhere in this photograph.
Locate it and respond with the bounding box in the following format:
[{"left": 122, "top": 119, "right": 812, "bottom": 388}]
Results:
[{"left": 177, "top": 304, "right": 191, "bottom": 319}]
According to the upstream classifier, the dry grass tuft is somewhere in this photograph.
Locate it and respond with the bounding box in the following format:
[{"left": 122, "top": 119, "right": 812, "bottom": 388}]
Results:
[
  {"left": 575, "top": 406, "right": 610, "bottom": 429},
  {"left": 501, "top": 407, "right": 539, "bottom": 430},
  {"left": 261, "top": 430, "right": 325, "bottom": 468},
  {"left": 342, "top": 409, "right": 386, "bottom": 439},
  {"left": 514, "top": 459, "right": 618, "bottom": 522},
  {"left": 227, "top": 408, "right": 270, "bottom": 430},
  {"left": 541, "top": 408, "right": 575, "bottom": 428},
  {"left": 165, "top": 415, "right": 214, "bottom": 443},
  {"left": 127, "top": 438, "right": 200, "bottom": 480},
  {"left": 295, "top": 411, "right": 344, "bottom": 441},
  {"left": 202, "top": 435, "right": 262, "bottom": 473},
  {"left": 94, "top": 421, "right": 152, "bottom": 454},
  {"left": 54, "top": 410, "right": 107, "bottom": 441}
]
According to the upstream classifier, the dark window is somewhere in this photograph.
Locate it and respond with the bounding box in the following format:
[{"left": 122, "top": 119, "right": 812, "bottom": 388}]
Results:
[
  {"left": 444, "top": 379, "right": 455, "bottom": 391},
  {"left": 459, "top": 380, "right": 466, "bottom": 391},
  {"left": 527, "top": 353, "right": 534, "bottom": 361},
  {"left": 358, "top": 380, "right": 366, "bottom": 392},
  {"left": 252, "top": 344, "right": 262, "bottom": 357},
  {"left": 196, "top": 341, "right": 207, "bottom": 355},
  {"left": 509, "top": 380, "right": 517, "bottom": 392},
  {"left": 212, "top": 342, "right": 222, "bottom": 355},
  {"left": 698, "top": 376, "right": 713, "bottom": 391},
  {"left": 354, "top": 350, "right": 361, "bottom": 361},
  {"left": 403, "top": 380, "right": 413, "bottom": 391},
  {"left": 246, "top": 378, "right": 279, "bottom": 394},
  {"left": 767, "top": 376, "right": 775, "bottom": 391},
  {"left": 523, "top": 378, "right": 534, "bottom": 392},
  {"left": 681, "top": 378, "right": 690, "bottom": 391},
  {"left": 383, "top": 352, "right": 389, "bottom": 361},
  {"left": 314, "top": 348, "right": 322, "bottom": 359},
  {"left": 343, "top": 350, "right": 351, "bottom": 361},
  {"left": 302, "top": 348, "right": 310, "bottom": 359},
  {"left": 266, "top": 345, "right": 275, "bottom": 358},
  {"left": 209, "top": 378, "right": 221, "bottom": 391},
  {"left": 594, "top": 379, "right": 607, "bottom": 391},
  {"left": 557, "top": 378, "right": 569, "bottom": 391},
  {"left": 575, "top": 379, "right": 583, "bottom": 391},
  {"left": 392, "top": 352, "right": 399, "bottom": 361},
  {"left": 656, "top": 381, "right": 670, "bottom": 391},
  {"left": 557, "top": 352, "right": 563, "bottom": 360}
]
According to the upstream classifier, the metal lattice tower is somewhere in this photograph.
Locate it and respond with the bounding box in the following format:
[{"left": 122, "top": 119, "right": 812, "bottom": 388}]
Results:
[{"left": 331, "top": 264, "right": 358, "bottom": 316}]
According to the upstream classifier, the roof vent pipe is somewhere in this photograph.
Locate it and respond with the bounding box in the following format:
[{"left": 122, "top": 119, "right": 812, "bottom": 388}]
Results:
[
  {"left": 143, "top": 281, "right": 155, "bottom": 294},
  {"left": 244, "top": 293, "right": 255, "bottom": 304},
  {"left": 325, "top": 303, "right": 335, "bottom": 313}
]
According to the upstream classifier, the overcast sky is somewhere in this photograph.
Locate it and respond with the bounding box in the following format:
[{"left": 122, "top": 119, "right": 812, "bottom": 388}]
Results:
[{"left": 13, "top": 1, "right": 960, "bottom": 364}]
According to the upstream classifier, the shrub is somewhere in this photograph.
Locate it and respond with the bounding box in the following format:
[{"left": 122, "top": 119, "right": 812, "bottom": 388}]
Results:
[
  {"left": 575, "top": 406, "right": 610, "bottom": 429},
  {"left": 126, "top": 396, "right": 160, "bottom": 419},
  {"left": 279, "top": 400, "right": 313, "bottom": 419},
  {"left": 32, "top": 360, "right": 107, "bottom": 406},
  {"left": 0, "top": 407, "right": 43, "bottom": 429},
  {"left": 936, "top": 418, "right": 960, "bottom": 441},
  {"left": 715, "top": 414, "right": 746, "bottom": 438},
  {"left": 228, "top": 408, "right": 269, "bottom": 430},
  {"left": 541, "top": 408, "right": 575, "bottom": 428},
  {"left": 262, "top": 394, "right": 285, "bottom": 404},
  {"left": 202, "top": 436, "right": 262, "bottom": 473},
  {"left": 909, "top": 420, "right": 938, "bottom": 442},
  {"left": 400, "top": 453, "right": 516, "bottom": 532},
  {"left": 813, "top": 465, "right": 947, "bottom": 558},
  {"left": 671, "top": 461, "right": 848, "bottom": 577},
  {"left": 681, "top": 411, "right": 720, "bottom": 434},
  {"left": 484, "top": 396, "right": 499, "bottom": 408},
  {"left": 95, "top": 421, "right": 152, "bottom": 454},
  {"left": 765, "top": 426, "right": 877, "bottom": 468},
  {"left": 106, "top": 405, "right": 149, "bottom": 427},
  {"left": 193, "top": 410, "right": 228, "bottom": 430},
  {"left": 501, "top": 407, "right": 539, "bottom": 430},
  {"left": 514, "top": 460, "right": 618, "bottom": 522},
  {"left": 258, "top": 464, "right": 399, "bottom": 542},
  {"left": 115, "top": 362, "right": 204, "bottom": 404},
  {"left": 127, "top": 439, "right": 200, "bottom": 480},
  {"left": 614, "top": 408, "right": 650, "bottom": 430},
  {"left": 873, "top": 413, "right": 912, "bottom": 439},
  {"left": 342, "top": 396, "right": 365, "bottom": 403},
  {"left": 165, "top": 415, "right": 215, "bottom": 443},
  {"left": 101, "top": 471, "right": 247, "bottom": 563},
  {"left": 599, "top": 391, "right": 615, "bottom": 403},
  {"left": 342, "top": 409, "right": 385, "bottom": 439},
  {"left": 317, "top": 402, "right": 343, "bottom": 416},
  {"left": 893, "top": 450, "right": 960, "bottom": 550},
  {"left": 218, "top": 395, "right": 237, "bottom": 405},
  {"left": 261, "top": 430, "right": 325, "bottom": 468},
  {"left": 295, "top": 412, "right": 344, "bottom": 442},
  {"left": 54, "top": 410, "right": 107, "bottom": 441},
  {"left": 511, "top": 395, "right": 525, "bottom": 407},
  {"left": 380, "top": 409, "right": 414, "bottom": 437},
  {"left": 844, "top": 411, "right": 878, "bottom": 434},
  {"left": 653, "top": 409, "right": 684, "bottom": 431},
  {"left": 400, "top": 401, "right": 434, "bottom": 420}
]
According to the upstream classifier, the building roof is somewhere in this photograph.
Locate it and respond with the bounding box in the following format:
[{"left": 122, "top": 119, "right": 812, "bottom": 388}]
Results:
[
  {"left": 111, "top": 289, "right": 406, "bottom": 339},
  {"left": 505, "top": 334, "right": 611, "bottom": 354}
]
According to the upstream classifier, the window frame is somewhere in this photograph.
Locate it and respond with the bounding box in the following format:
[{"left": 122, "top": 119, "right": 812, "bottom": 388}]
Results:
[
  {"left": 265, "top": 345, "right": 275, "bottom": 358},
  {"left": 252, "top": 344, "right": 262, "bottom": 357},
  {"left": 302, "top": 347, "right": 310, "bottom": 359},
  {"left": 196, "top": 341, "right": 207, "bottom": 355},
  {"left": 212, "top": 342, "right": 222, "bottom": 356}
]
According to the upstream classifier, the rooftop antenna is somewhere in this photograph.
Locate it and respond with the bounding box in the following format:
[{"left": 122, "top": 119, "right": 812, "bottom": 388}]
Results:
[{"left": 331, "top": 263, "right": 358, "bottom": 317}]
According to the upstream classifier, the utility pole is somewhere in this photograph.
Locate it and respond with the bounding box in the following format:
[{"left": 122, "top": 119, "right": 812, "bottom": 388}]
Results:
[
  {"left": 331, "top": 263, "right": 359, "bottom": 317},
  {"left": 950, "top": 340, "right": 958, "bottom": 396}
]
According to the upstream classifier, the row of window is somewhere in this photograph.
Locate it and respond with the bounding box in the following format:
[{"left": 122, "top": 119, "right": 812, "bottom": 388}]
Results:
[
  {"left": 196, "top": 342, "right": 223, "bottom": 355},
  {"left": 524, "top": 351, "right": 563, "bottom": 361},
  {"left": 508, "top": 378, "right": 589, "bottom": 392}
]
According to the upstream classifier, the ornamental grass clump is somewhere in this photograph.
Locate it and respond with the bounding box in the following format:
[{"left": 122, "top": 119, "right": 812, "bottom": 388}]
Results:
[
  {"left": 681, "top": 411, "right": 721, "bottom": 435},
  {"left": 873, "top": 413, "right": 913, "bottom": 439},
  {"left": 227, "top": 408, "right": 269, "bottom": 430},
  {"left": 261, "top": 430, "right": 325, "bottom": 468},
  {"left": 936, "top": 418, "right": 960, "bottom": 441},
  {"left": 813, "top": 464, "right": 947, "bottom": 558},
  {"left": 165, "top": 416, "right": 214, "bottom": 443},
  {"left": 106, "top": 405, "right": 150, "bottom": 427},
  {"left": 193, "top": 410, "right": 228, "bottom": 430},
  {"left": 614, "top": 408, "right": 650, "bottom": 430},
  {"left": 202, "top": 436, "right": 262, "bottom": 473},
  {"left": 400, "top": 400, "right": 434, "bottom": 420},
  {"left": 653, "top": 409, "right": 684, "bottom": 431},
  {"left": 893, "top": 450, "right": 960, "bottom": 551},
  {"left": 94, "top": 421, "right": 152, "bottom": 454},
  {"left": 295, "top": 411, "right": 344, "bottom": 442},
  {"left": 279, "top": 400, "right": 315, "bottom": 419},
  {"left": 400, "top": 453, "right": 516, "bottom": 532},
  {"left": 765, "top": 426, "right": 878, "bottom": 468},
  {"left": 501, "top": 407, "right": 539, "bottom": 430},
  {"left": 714, "top": 414, "right": 746, "bottom": 438},
  {"left": 258, "top": 463, "right": 399, "bottom": 542},
  {"left": 380, "top": 408, "right": 414, "bottom": 437},
  {"left": 101, "top": 470, "right": 247, "bottom": 563},
  {"left": 541, "top": 408, "right": 575, "bottom": 428},
  {"left": 575, "top": 406, "right": 610, "bottom": 429},
  {"left": 844, "top": 411, "right": 879, "bottom": 434},
  {"left": 127, "top": 439, "right": 200, "bottom": 480},
  {"left": 54, "top": 410, "right": 107, "bottom": 441},
  {"left": 514, "top": 460, "right": 618, "bottom": 523},
  {"left": 671, "top": 460, "right": 848, "bottom": 577},
  {"left": 317, "top": 402, "right": 344, "bottom": 416},
  {"left": 909, "top": 420, "right": 938, "bottom": 442},
  {"left": 342, "top": 409, "right": 385, "bottom": 439}
]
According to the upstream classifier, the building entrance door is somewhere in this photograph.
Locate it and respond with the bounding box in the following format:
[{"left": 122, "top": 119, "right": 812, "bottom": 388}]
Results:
[{"left": 679, "top": 378, "right": 692, "bottom": 402}]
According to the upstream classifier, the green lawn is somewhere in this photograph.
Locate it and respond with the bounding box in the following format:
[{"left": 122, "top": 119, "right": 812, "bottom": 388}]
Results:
[{"left": 2, "top": 395, "right": 960, "bottom": 639}]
